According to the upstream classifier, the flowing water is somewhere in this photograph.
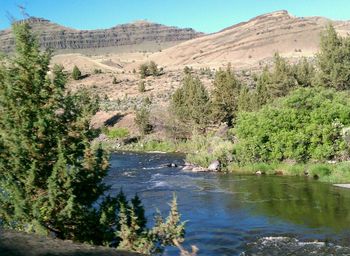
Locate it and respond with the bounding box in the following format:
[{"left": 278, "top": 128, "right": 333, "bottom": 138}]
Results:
[{"left": 106, "top": 152, "right": 350, "bottom": 255}]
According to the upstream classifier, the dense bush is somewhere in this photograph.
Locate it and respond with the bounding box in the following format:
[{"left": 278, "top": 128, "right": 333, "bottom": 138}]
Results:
[
  {"left": 139, "top": 61, "right": 161, "bottom": 78},
  {"left": 235, "top": 88, "right": 350, "bottom": 163}
]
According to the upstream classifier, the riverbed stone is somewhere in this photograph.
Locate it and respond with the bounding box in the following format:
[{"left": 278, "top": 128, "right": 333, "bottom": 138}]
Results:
[
  {"left": 192, "top": 167, "right": 208, "bottom": 172},
  {"left": 182, "top": 165, "right": 193, "bottom": 171},
  {"left": 208, "top": 160, "right": 220, "bottom": 171}
]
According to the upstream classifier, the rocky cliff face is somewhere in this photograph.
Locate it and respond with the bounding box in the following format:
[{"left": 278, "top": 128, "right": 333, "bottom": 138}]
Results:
[{"left": 0, "top": 17, "right": 203, "bottom": 53}]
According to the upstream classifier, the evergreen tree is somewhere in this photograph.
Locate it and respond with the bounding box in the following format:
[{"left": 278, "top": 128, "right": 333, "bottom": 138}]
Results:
[
  {"left": 131, "top": 194, "right": 146, "bottom": 233},
  {"left": 293, "top": 57, "right": 315, "bottom": 87},
  {"left": 267, "top": 53, "right": 297, "bottom": 98},
  {"left": 211, "top": 65, "right": 241, "bottom": 126},
  {"left": 171, "top": 74, "right": 211, "bottom": 132},
  {"left": 0, "top": 23, "right": 110, "bottom": 242},
  {"left": 237, "top": 85, "right": 252, "bottom": 112},
  {"left": 252, "top": 66, "right": 270, "bottom": 110},
  {"left": 72, "top": 65, "right": 81, "bottom": 80},
  {"left": 135, "top": 104, "right": 152, "bottom": 136},
  {"left": 150, "top": 194, "right": 185, "bottom": 247},
  {"left": 0, "top": 23, "right": 185, "bottom": 254},
  {"left": 316, "top": 24, "right": 350, "bottom": 90}
]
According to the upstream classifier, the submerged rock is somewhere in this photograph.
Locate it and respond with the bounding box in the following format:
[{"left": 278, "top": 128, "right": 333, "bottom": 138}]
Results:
[
  {"left": 182, "top": 165, "right": 194, "bottom": 171},
  {"left": 192, "top": 167, "right": 208, "bottom": 172}
]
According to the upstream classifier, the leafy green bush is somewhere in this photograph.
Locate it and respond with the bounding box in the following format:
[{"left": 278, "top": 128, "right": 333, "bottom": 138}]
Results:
[{"left": 235, "top": 87, "right": 350, "bottom": 163}]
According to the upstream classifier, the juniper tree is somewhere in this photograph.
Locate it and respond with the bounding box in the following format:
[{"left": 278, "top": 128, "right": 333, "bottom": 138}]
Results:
[
  {"left": 0, "top": 22, "right": 185, "bottom": 253},
  {"left": 135, "top": 103, "right": 152, "bottom": 136},
  {"left": 267, "top": 53, "right": 297, "bottom": 98},
  {"left": 0, "top": 21, "right": 112, "bottom": 242},
  {"left": 171, "top": 74, "right": 211, "bottom": 132},
  {"left": 316, "top": 24, "right": 350, "bottom": 90},
  {"left": 72, "top": 65, "right": 81, "bottom": 80},
  {"left": 211, "top": 65, "right": 242, "bottom": 126}
]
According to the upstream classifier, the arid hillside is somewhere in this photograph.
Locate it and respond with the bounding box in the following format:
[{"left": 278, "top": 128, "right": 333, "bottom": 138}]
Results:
[
  {"left": 0, "top": 17, "right": 203, "bottom": 54},
  {"left": 148, "top": 10, "right": 350, "bottom": 69}
]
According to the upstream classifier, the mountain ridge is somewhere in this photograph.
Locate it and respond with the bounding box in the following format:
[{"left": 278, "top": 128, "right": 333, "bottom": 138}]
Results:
[
  {"left": 0, "top": 16, "right": 203, "bottom": 53},
  {"left": 148, "top": 10, "right": 350, "bottom": 69}
]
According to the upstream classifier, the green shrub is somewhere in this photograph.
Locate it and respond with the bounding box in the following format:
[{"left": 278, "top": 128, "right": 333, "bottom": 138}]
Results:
[
  {"left": 72, "top": 65, "right": 81, "bottom": 80},
  {"left": 236, "top": 87, "right": 350, "bottom": 163},
  {"left": 105, "top": 127, "right": 129, "bottom": 139}
]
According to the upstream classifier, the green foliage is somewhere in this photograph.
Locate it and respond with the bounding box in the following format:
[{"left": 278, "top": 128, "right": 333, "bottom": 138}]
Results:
[
  {"left": 105, "top": 127, "right": 129, "bottom": 139},
  {"left": 135, "top": 104, "right": 152, "bottom": 136},
  {"left": 266, "top": 53, "right": 297, "bottom": 98},
  {"left": 148, "top": 61, "right": 159, "bottom": 76},
  {"left": 171, "top": 74, "right": 211, "bottom": 132},
  {"left": 0, "top": 23, "right": 108, "bottom": 242},
  {"left": 149, "top": 195, "right": 185, "bottom": 248},
  {"left": 0, "top": 23, "right": 185, "bottom": 254},
  {"left": 139, "top": 63, "right": 149, "bottom": 79},
  {"left": 72, "top": 65, "right": 81, "bottom": 80},
  {"left": 138, "top": 81, "right": 146, "bottom": 93},
  {"left": 116, "top": 194, "right": 185, "bottom": 255},
  {"left": 316, "top": 24, "right": 350, "bottom": 90},
  {"left": 139, "top": 61, "right": 161, "bottom": 78},
  {"left": 211, "top": 65, "right": 242, "bottom": 126},
  {"left": 293, "top": 57, "right": 315, "bottom": 87},
  {"left": 112, "top": 76, "right": 118, "bottom": 84},
  {"left": 186, "top": 133, "right": 235, "bottom": 168},
  {"left": 235, "top": 87, "right": 350, "bottom": 163}
]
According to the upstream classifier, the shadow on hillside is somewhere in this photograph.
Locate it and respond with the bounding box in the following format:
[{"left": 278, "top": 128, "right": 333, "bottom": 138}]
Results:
[{"left": 104, "top": 113, "right": 126, "bottom": 127}]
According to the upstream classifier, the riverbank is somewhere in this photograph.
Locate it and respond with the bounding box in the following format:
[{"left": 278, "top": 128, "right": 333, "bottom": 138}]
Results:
[
  {"left": 102, "top": 138, "right": 350, "bottom": 184},
  {"left": 0, "top": 229, "right": 142, "bottom": 256}
]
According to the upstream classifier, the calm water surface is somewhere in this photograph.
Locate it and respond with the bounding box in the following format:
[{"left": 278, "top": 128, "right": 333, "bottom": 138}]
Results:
[{"left": 106, "top": 152, "right": 350, "bottom": 255}]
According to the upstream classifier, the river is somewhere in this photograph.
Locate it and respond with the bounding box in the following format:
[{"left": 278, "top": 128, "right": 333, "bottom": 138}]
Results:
[{"left": 106, "top": 152, "right": 350, "bottom": 255}]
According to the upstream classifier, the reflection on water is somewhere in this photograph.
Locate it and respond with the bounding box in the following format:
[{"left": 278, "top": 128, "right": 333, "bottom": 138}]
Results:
[
  {"left": 216, "top": 175, "right": 350, "bottom": 231},
  {"left": 107, "top": 152, "right": 350, "bottom": 256}
]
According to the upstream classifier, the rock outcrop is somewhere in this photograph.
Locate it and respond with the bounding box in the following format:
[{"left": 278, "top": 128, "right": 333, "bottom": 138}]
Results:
[{"left": 0, "top": 17, "right": 203, "bottom": 53}]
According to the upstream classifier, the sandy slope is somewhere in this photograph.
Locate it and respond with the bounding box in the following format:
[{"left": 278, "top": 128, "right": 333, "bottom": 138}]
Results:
[{"left": 148, "top": 10, "right": 350, "bottom": 69}]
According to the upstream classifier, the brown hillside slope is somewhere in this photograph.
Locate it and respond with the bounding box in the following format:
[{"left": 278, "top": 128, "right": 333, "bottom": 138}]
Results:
[{"left": 149, "top": 10, "right": 350, "bottom": 70}]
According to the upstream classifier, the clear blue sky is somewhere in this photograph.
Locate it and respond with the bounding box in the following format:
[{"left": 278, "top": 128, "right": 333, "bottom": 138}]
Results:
[{"left": 1, "top": 0, "right": 350, "bottom": 33}]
